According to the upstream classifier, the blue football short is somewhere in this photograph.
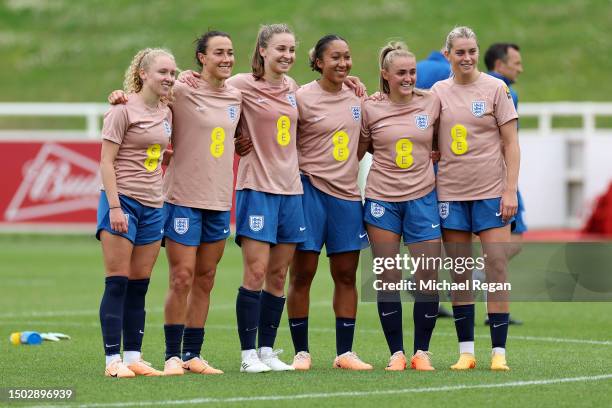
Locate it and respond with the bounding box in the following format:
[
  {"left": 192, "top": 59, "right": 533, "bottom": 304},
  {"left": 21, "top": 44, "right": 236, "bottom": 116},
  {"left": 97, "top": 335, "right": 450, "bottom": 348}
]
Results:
[
  {"left": 235, "top": 189, "right": 306, "bottom": 245},
  {"left": 297, "top": 175, "right": 368, "bottom": 256},
  {"left": 164, "top": 202, "right": 230, "bottom": 246},
  {"left": 364, "top": 189, "right": 441, "bottom": 244},
  {"left": 96, "top": 192, "right": 165, "bottom": 245},
  {"left": 438, "top": 197, "right": 515, "bottom": 234}
]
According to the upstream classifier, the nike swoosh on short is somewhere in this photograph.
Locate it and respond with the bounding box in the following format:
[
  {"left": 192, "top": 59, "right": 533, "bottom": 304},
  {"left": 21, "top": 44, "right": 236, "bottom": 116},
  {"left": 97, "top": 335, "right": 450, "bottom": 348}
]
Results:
[
  {"left": 223, "top": 229, "right": 230, "bottom": 233},
  {"left": 381, "top": 311, "right": 398, "bottom": 317},
  {"left": 139, "top": 330, "right": 144, "bottom": 334},
  {"left": 299, "top": 227, "right": 306, "bottom": 231},
  {"left": 495, "top": 212, "right": 502, "bottom": 217},
  {"left": 359, "top": 233, "right": 368, "bottom": 238},
  {"left": 431, "top": 224, "right": 440, "bottom": 228}
]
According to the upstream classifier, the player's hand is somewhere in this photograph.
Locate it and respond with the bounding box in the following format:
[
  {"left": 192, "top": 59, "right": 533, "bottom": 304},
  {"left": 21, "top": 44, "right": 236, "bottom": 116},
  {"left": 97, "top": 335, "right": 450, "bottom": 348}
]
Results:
[
  {"left": 368, "top": 91, "right": 386, "bottom": 102},
  {"left": 109, "top": 207, "right": 128, "bottom": 233},
  {"left": 178, "top": 70, "right": 201, "bottom": 88},
  {"left": 108, "top": 90, "right": 128, "bottom": 105},
  {"left": 234, "top": 134, "right": 253, "bottom": 156},
  {"left": 345, "top": 76, "right": 366, "bottom": 97},
  {"left": 500, "top": 189, "right": 518, "bottom": 223},
  {"left": 430, "top": 150, "right": 441, "bottom": 163}
]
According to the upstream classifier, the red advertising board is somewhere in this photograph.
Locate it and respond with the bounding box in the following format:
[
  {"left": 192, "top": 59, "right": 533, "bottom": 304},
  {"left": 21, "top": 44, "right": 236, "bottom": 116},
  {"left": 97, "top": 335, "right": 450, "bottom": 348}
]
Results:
[
  {"left": 0, "top": 141, "right": 239, "bottom": 230},
  {"left": 0, "top": 141, "right": 101, "bottom": 229}
]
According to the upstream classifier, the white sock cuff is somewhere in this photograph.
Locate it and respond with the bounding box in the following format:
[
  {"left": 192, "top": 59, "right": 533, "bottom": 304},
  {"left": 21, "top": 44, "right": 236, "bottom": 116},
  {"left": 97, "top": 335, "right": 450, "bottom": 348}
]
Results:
[{"left": 459, "top": 341, "right": 475, "bottom": 355}]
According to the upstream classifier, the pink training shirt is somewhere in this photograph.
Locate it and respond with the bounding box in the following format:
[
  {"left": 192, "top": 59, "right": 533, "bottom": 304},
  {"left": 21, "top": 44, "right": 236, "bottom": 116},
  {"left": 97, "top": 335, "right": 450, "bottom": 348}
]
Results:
[
  {"left": 361, "top": 91, "right": 440, "bottom": 202},
  {"left": 101, "top": 93, "right": 172, "bottom": 208},
  {"left": 296, "top": 80, "right": 362, "bottom": 201},
  {"left": 163, "top": 79, "right": 242, "bottom": 211},
  {"left": 226, "top": 73, "right": 302, "bottom": 195},
  {"left": 432, "top": 73, "right": 518, "bottom": 201}
]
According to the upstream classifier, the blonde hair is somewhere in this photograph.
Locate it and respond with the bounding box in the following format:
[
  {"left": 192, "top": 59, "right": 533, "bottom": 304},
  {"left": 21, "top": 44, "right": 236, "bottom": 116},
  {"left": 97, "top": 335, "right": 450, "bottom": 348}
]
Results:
[
  {"left": 123, "top": 48, "right": 175, "bottom": 100},
  {"left": 251, "top": 23, "right": 294, "bottom": 80},
  {"left": 378, "top": 41, "right": 415, "bottom": 94},
  {"left": 444, "top": 26, "right": 478, "bottom": 52}
]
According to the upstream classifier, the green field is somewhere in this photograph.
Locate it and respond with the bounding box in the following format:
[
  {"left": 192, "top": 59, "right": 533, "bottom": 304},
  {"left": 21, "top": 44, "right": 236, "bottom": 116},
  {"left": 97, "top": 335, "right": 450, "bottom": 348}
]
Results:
[
  {"left": 1, "top": 234, "right": 611, "bottom": 407},
  {"left": 1, "top": 0, "right": 611, "bottom": 104}
]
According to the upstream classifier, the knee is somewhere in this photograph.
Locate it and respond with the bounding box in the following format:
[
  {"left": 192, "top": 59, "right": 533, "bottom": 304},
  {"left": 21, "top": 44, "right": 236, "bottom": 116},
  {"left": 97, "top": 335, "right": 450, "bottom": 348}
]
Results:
[
  {"left": 267, "top": 266, "right": 288, "bottom": 292},
  {"left": 244, "top": 260, "right": 266, "bottom": 288},
  {"left": 485, "top": 256, "right": 507, "bottom": 279},
  {"left": 290, "top": 270, "right": 315, "bottom": 291},
  {"left": 169, "top": 265, "right": 194, "bottom": 295},
  {"left": 193, "top": 267, "right": 216, "bottom": 294},
  {"left": 332, "top": 269, "right": 356, "bottom": 288}
]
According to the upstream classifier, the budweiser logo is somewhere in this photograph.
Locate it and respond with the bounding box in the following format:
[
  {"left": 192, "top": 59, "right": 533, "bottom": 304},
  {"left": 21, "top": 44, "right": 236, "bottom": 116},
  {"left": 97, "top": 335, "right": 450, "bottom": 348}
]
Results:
[{"left": 5, "top": 143, "right": 100, "bottom": 221}]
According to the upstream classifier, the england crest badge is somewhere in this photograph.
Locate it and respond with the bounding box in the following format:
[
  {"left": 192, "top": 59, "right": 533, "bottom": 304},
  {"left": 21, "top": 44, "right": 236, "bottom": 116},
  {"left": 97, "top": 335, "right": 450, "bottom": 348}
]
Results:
[
  {"left": 227, "top": 105, "right": 239, "bottom": 123},
  {"left": 350, "top": 105, "right": 361, "bottom": 121},
  {"left": 249, "top": 215, "right": 264, "bottom": 232},
  {"left": 438, "top": 202, "right": 450, "bottom": 219},
  {"left": 286, "top": 93, "right": 297, "bottom": 108},
  {"left": 415, "top": 114, "right": 429, "bottom": 130},
  {"left": 174, "top": 217, "right": 189, "bottom": 235},
  {"left": 162, "top": 119, "right": 172, "bottom": 136},
  {"left": 471, "top": 101, "right": 486, "bottom": 118},
  {"left": 370, "top": 202, "right": 385, "bottom": 218}
]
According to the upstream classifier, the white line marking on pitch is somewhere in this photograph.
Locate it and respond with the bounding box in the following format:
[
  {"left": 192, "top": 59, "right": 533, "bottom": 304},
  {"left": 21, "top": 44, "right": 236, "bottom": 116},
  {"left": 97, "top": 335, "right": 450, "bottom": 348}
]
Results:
[{"left": 24, "top": 374, "right": 612, "bottom": 408}]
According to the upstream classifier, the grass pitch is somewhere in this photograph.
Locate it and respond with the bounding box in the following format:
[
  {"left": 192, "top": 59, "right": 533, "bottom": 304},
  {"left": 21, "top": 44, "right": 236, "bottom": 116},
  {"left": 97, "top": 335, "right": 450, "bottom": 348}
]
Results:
[{"left": 1, "top": 234, "right": 611, "bottom": 407}]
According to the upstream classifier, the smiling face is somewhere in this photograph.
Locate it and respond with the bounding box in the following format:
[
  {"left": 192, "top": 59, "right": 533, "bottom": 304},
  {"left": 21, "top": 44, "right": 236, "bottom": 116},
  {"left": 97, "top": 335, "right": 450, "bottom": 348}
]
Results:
[
  {"left": 382, "top": 55, "right": 417, "bottom": 99},
  {"left": 260, "top": 32, "right": 296, "bottom": 75},
  {"left": 140, "top": 54, "right": 177, "bottom": 98},
  {"left": 446, "top": 37, "right": 479, "bottom": 77},
  {"left": 317, "top": 40, "right": 352, "bottom": 85},
  {"left": 198, "top": 36, "right": 234, "bottom": 80}
]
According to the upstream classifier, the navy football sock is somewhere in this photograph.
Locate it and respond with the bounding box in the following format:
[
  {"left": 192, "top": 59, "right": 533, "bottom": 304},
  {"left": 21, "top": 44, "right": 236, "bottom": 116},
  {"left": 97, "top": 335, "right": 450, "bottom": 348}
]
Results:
[
  {"left": 258, "top": 291, "right": 286, "bottom": 348},
  {"left": 452, "top": 304, "right": 475, "bottom": 343},
  {"left": 236, "top": 287, "right": 261, "bottom": 350},
  {"left": 413, "top": 293, "right": 439, "bottom": 353},
  {"left": 377, "top": 291, "right": 404, "bottom": 354},
  {"left": 99, "top": 276, "right": 128, "bottom": 356},
  {"left": 336, "top": 317, "right": 356, "bottom": 355},
  {"left": 488, "top": 313, "right": 510, "bottom": 349},
  {"left": 164, "top": 324, "right": 184, "bottom": 360},
  {"left": 182, "top": 327, "right": 205, "bottom": 361},
  {"left": 289, "top": 317, "right": 309, "bottom": 354},
  {"left": 122, "top": 278, "right": 149, "bottom": 352}
]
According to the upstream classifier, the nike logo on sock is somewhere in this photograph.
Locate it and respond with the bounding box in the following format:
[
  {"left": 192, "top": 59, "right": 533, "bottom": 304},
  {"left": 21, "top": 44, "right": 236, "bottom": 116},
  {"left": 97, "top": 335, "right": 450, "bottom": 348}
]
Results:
[
  {"left": 381, "top": 310, "right": 398, "bottom": 317},
  {"left": 245, "top": 327, "right": 257, "bottom": 332},
  {"left": 425, "top": 314, "right": 438, "bottom": 319},
  {"left": 105, "top": 343, "right": 119, "bottom": 348},
  {"left": 343, "top": 323, "right": 355, "bottom": 327},
  {"left": 454, "top": 316, "right": 467, "bottom": 322},
  {"left": 493, "top": 322, "right": 508, "bottom": 328},
  {"left": 291, "top": 322, "right": 305, "bottom": 327}
]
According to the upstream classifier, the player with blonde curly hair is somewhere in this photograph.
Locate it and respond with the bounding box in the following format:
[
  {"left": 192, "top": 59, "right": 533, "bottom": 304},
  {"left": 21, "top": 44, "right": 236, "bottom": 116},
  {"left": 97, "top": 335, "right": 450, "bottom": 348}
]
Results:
[{"left": 97, "top": 47, "right": 176, "bottom": 378}]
